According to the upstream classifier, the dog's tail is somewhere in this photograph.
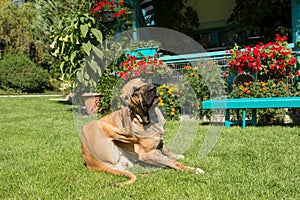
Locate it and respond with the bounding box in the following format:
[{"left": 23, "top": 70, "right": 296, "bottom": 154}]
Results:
[
  {"left": 106, "top": 167, "right": 137, "bottom": 186},
  {"left": 81, "top": 143, "right": 136, "bottom": 186}
]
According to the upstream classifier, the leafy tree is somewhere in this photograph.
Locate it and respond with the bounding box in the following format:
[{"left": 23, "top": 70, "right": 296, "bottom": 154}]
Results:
[
  {"left": 0, "top": 0, "right": 36, "bottom": 55},
  {"left": 0, "top": 0, "right": 91, "bottom": 66},
  {"left": 152, "top": 0, "right": 200, "bottom": 36},
  {"left": 227, "top": 0, "right": 292, "bottom": 44}
]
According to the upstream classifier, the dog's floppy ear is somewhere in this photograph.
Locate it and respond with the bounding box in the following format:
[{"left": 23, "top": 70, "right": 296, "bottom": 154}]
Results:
[
  {"left": 120, "top": 86, "right": 139, "bottom": 105},
  {"left": 120, "top": 92, "right": 130, "bottom": 107},
  {"left": 120, "top": 78, "right": 146, "bottom": 106}
]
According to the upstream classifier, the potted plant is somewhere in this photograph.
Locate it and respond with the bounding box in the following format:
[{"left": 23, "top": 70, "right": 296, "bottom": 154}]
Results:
[
  {"left": 90, "top": 0, "right": 129, "bottom": 23},
  {"left": 75, "top": 58, "right": 103, "bottom": 115},
  {"left": 81, "top": 92, "right": 101, "bottom": 115}
]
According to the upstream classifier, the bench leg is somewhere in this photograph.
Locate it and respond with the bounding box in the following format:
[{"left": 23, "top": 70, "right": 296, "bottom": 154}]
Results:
[
  {"left": 251, "top": 109, "right": 257, "bottom": 126},
  {"left": 225, "top": 109, "right": 231, "bottom": 128},
  {"left": 236, "top": 109, "right": 240, "bottom": 120},
  {"left": 242, "top": 109, "right": 246, "bottom": 129}
]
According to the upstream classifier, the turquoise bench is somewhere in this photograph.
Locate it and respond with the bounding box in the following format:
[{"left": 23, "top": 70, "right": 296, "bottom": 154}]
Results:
[{"left": 202, "top": 97, "right": 300, "bottom": 128}]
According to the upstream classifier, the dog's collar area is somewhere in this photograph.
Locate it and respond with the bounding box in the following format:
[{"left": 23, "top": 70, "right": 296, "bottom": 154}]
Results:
[
  {"left": 121, "top": 104, "right": 149, "bottom": 125},
  {"left": 134, "top": 114, "right": 149, "bottom": 124},
  {"left": 124, "top": 102, "right": 150, "bottom": 125},
  {"left": 135, "top": 114, "right": 144, "bottom": 123}
]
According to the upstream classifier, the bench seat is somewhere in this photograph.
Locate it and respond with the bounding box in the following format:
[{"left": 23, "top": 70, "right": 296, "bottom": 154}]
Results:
[{"left": 202, "top": 97, "right": 300, "bottom": 128}]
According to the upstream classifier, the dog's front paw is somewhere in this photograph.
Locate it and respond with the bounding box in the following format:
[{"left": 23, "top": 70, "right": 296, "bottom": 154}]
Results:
[
  {"left": 195, "top": 168, "right": 205, "bottom": 174},
  {"left": 172, "top": 154, "right": 185, "bottom": 160}
]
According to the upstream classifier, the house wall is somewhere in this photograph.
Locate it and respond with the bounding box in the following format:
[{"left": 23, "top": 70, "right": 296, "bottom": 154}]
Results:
[
  {"left": 185, "top": 0, "right": 236, "bottom": 50},
  {"left": 186, "top": 0, "right": 235, "bottom": 30}
]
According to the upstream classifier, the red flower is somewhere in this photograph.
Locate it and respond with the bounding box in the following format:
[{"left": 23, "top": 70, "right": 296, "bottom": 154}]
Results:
[
  {"left": 90, "top": 0, "right": 128, "bottom": 20},
  {"left": 113, "top": 12, "right": 119, "bottom": 18},
  {"left": 283, "top": 36, "right": 287, "bottom": 41},
  {"left": 90, "top": 6, "right": 102, "bottom": 13},
  {"left": 119, "top": 8, "right": 126, "bottom": 15},
  {"left": 227, "top": 34, "right": 296, "bottom": 80}
]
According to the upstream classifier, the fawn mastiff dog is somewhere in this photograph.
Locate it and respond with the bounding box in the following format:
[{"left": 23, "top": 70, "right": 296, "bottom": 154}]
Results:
[{"left": 81, "top": 78, "right": 204, "bottom": 186}]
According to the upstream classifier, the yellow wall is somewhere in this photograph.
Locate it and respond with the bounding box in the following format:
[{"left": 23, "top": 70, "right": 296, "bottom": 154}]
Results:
[{"left": 186, "top": 0, "right": 235, "bottom": 30}]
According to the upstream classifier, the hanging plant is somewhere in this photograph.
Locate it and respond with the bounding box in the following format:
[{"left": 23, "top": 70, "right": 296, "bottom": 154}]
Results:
[{"left": 90, "top": 0, "right": 129, "bottom": 22}]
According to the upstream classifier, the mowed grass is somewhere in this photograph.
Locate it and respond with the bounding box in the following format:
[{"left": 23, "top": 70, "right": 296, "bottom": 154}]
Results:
[{"left": 0, "top": 97, "right": 299, "bottom": 199}]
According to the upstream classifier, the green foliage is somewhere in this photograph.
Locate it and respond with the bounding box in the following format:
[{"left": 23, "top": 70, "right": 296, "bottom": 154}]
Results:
[
  {"left": 96, "top": 74, "right": 120, "bottom": 116},
  {"left": 228, "top": 0, "right": 292, "bottom": 43},
  {"left": 50, "top": 11, "right": 104, "bottom": 90},
  {"left": 34, "top": 0, "right": 92, "bottom": 43},
  {"left": 0, "top": 54, "right": 51, "bottom": 93},
  {"left": 49, "top": 1, "right": 133, "bottom": 94},
  {"left": 152, "top": 0, "right": 200, "bottom": 36},
  {"left": 32, "top": 0, "right": 93, "bottom": 67},
  {"left": 0, "top": 0, "right": 36, "bottom": 55}
]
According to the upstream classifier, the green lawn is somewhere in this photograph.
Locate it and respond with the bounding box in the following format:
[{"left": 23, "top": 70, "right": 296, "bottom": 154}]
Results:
[{"left": 0, "top": 97, "right": 299, "bottom": 199}]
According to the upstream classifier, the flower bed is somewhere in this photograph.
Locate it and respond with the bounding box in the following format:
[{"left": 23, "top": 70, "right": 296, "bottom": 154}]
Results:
[
  {"left": 96, "top": 53, "right": 226, "bottom": 120},
  {"left": 227, "top": 34, "right": 300, "bottom": 124}
]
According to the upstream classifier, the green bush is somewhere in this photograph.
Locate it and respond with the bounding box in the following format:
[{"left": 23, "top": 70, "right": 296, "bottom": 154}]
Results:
[
  {"left": 96, "top": 74, "right": 120, "bottom": 116},
  {"left": 0, "top": 54, "right": 51, "bottom": 93}
]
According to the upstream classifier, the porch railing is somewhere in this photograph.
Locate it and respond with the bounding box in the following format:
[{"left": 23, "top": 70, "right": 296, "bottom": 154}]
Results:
[
  {"left": 161, "top": 43, "right": 295, "bottom": 68},
  {"left": 160, "top": 43, "right": 296, "bottom": 85}
]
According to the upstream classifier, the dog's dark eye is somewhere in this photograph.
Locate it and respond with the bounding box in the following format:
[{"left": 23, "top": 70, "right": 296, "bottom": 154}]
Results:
[{"left": 147, "top": 85, "right": 156, "bottom": 92}]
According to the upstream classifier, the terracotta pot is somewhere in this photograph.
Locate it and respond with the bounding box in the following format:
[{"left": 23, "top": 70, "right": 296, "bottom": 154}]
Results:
[{"left": 82, "top": 93, "right": 100, "bottom": 115}]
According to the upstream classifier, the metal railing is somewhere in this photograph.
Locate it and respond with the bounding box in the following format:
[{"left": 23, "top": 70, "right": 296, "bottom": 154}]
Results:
[{"left": 160, "top": 43, "right": 296, "bottom": 85}]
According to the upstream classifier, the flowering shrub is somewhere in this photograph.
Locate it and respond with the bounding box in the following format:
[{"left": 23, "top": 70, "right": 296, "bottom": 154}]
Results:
[
  {"left": 115, "top": 54, "right": 172, "bottom": 79},
  {"left": 90, "top": 0, "right": 128, "bottom": 20},
  {"left": 230, "top": 80, "right": 300, "bottom": 124},
  {"left": 181, "top": 60, "right": 227, "bottom": 118},
  {"left": 157, "top": 84, "right": 181, "bottom": 120},
  {"left": 230, "top": 80, "right": 300, "bottom": 98},
  {"left": 182, "top": 65, "right": 209, "bottom": 100},
  {"left": 227, "top": 34, "right": 297, "bottom": 81}
]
